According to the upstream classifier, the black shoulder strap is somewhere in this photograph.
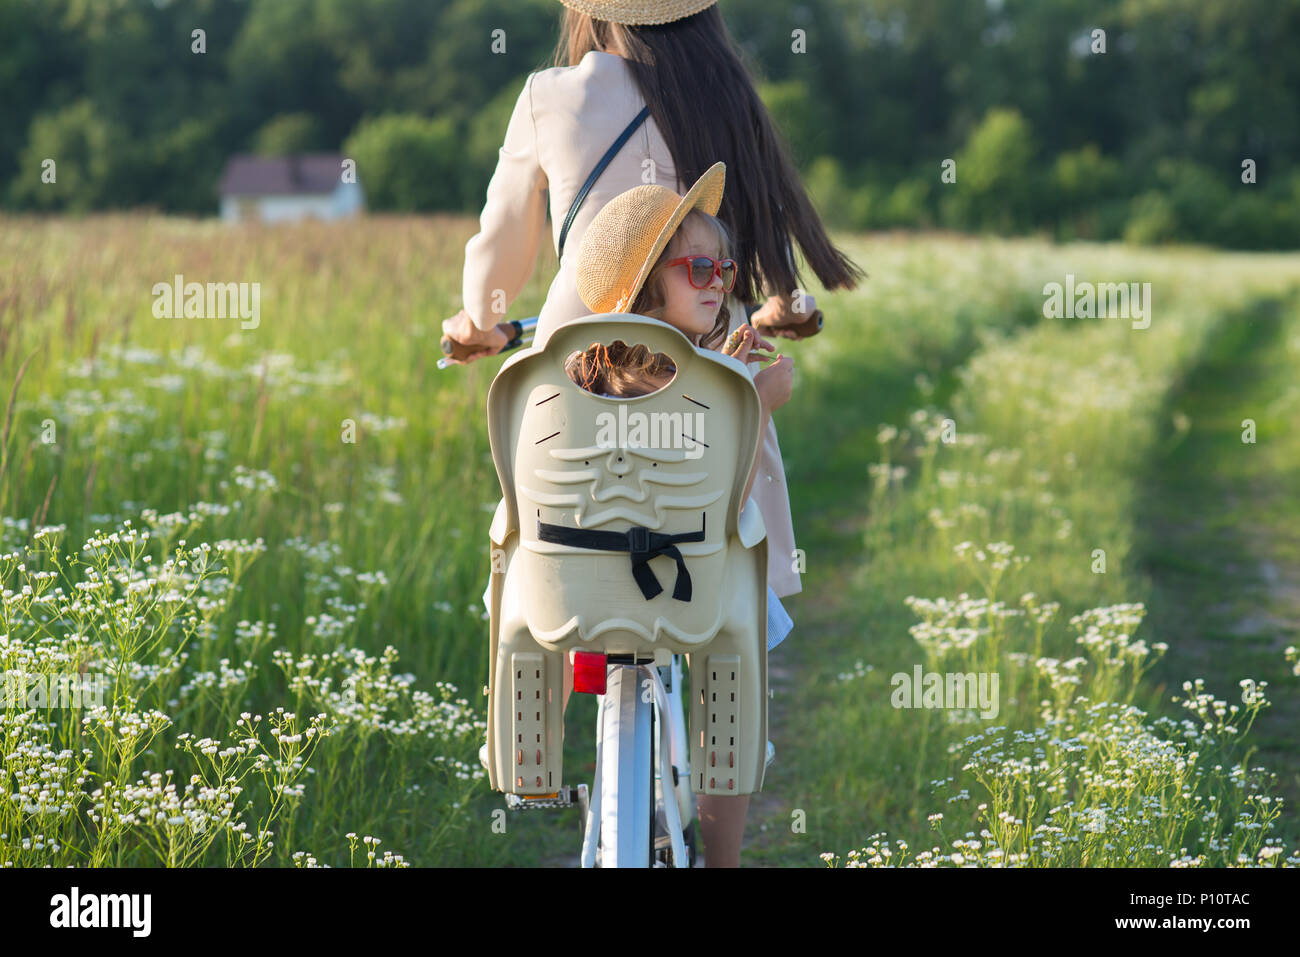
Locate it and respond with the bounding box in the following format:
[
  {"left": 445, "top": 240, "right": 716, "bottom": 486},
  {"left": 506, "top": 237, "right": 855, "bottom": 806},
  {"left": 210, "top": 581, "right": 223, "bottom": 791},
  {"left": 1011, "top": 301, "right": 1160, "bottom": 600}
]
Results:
[{"left": 558, "top": 105, "right": 651, "bottom": 260}]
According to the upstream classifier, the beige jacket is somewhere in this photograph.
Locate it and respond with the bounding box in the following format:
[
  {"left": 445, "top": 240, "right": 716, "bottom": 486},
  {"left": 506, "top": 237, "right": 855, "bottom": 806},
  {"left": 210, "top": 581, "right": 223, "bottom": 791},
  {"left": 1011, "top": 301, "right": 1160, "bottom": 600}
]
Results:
[{"left": 462, "top": 50, "right": 802, "bottom": 598}]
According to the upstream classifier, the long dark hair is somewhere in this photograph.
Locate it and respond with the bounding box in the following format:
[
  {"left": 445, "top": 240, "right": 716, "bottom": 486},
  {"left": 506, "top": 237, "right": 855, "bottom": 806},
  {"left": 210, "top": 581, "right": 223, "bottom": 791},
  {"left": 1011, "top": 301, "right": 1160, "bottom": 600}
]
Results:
[{"left": 553, "top": 6, "right": 866, "bottom": 306}]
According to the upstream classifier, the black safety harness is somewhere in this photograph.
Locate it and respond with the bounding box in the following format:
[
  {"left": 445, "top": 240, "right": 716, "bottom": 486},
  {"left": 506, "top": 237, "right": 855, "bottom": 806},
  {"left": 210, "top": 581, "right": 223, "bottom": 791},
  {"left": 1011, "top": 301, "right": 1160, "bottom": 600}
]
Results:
[{"left": 536, "top": 511, "right": 706, "bottom": 601}]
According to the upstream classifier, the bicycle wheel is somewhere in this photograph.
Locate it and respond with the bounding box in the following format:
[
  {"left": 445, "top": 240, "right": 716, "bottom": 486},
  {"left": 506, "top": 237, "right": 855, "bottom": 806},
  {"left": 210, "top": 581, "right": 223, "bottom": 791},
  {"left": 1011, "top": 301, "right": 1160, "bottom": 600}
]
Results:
[
  {"left": 668, "top": 655, "right": 697, "bottom": 830},
  {"left": 597, "top": 664, "right": 653, "bottom": 867},
  {"left": 652, "top": 659, "right": 695, "bottom": 867}
]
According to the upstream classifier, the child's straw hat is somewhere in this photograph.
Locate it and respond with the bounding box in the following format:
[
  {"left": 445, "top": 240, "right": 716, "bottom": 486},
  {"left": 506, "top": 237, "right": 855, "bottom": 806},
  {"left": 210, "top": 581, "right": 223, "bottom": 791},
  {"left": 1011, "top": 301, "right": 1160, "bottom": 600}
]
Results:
[
  {"left": 576, "top": 161, "right": 726, "bottom": 314},
  {"left": 558, "top": 0, "right": 717, "bottom": 26}
]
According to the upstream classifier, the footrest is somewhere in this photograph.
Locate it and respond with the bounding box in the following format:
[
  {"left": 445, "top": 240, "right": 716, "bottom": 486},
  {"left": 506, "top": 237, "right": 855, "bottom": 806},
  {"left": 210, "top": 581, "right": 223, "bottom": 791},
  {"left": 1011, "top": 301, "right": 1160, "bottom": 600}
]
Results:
[
  {"left": 510, "top": 651, "right": 555, "bottom": 793},
  {"left": 693, "top": 654, "right": 741, "bottom": 794},
  {"left": 505, "top": 783, "right": 587, "bottom": 811}
]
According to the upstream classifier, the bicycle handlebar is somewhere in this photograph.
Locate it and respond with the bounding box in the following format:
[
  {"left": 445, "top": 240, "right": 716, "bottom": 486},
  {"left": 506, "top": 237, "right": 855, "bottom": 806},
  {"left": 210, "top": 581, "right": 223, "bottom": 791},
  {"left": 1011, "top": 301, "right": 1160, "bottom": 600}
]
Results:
[
  {"left": 438, "top": 317, "right": 538, "bottom": 370},
  {"left": 752, "top": 308, "right": 823, "bottom": 339},
  {"left": 437, "top": 307, "right": 824, "bottom": 370}
]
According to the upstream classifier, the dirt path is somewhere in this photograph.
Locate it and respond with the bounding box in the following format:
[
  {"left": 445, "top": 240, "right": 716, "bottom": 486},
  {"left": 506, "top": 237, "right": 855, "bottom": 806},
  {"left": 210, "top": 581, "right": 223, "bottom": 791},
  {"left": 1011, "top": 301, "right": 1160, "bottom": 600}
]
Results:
[
  {"left": 738, "top": 350, "right": 973, "bottom": 864},
  {"left": 1135, "top": 298, "right": 1300, "bottom": 833}
]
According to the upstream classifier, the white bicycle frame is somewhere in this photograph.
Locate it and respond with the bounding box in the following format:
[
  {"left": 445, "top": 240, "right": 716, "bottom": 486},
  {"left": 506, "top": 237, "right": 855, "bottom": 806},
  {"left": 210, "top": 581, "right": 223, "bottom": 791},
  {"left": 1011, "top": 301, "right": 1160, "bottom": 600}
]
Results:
[{"left": 580, "top": 655, "right": 695, "bottom": 868}]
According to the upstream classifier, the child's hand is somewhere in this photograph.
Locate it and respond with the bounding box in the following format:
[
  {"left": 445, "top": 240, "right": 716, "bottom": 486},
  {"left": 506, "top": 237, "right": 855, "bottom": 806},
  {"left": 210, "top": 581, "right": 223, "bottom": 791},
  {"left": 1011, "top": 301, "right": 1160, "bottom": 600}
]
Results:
[
  {"left": 754, "top": 354, "right": 794, "bottom": 413},
  {"left": 722, "top": 323, "right": 776, "bottom": 366}
]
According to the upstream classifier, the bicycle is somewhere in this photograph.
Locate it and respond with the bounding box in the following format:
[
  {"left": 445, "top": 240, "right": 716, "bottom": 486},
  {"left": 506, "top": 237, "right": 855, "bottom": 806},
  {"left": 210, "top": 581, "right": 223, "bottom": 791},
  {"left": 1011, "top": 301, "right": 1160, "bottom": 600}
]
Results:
[
  {"left": 465, "top": 313, "right": 792, "bottom": 867},
  {"left": 574, "top": 651, "right": 693, "bottom": 867},
  {"left": 491, "top": 650, "right": 693, "bottom": 867}
]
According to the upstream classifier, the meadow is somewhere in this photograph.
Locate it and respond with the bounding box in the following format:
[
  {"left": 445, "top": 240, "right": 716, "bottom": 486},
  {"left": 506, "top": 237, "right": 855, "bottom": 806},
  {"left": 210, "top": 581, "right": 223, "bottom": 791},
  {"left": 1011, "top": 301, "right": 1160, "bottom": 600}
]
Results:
[{"left": 1, "top": 214, "right": 1297, "bottom": 867}]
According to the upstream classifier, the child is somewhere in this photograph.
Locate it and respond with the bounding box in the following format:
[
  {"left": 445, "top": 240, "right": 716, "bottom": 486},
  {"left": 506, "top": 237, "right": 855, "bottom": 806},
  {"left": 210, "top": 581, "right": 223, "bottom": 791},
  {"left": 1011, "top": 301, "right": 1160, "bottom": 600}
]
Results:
[
  {"left": 565, "top": 161, "right": 795, "bottom": 866},
  {"left": 565, "top": 171, "right": 794, "bottom": 648}
]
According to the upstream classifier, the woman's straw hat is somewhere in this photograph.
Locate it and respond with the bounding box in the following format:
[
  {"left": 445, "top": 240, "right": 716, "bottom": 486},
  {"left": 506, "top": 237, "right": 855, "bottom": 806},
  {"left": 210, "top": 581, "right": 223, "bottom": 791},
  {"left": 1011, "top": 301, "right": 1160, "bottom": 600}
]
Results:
[
  {"left": 576, "top": 161, "right": 726, "bottom": 314},
  {"left": 558, "top": 0, "right": 717, "bottom": 26}
]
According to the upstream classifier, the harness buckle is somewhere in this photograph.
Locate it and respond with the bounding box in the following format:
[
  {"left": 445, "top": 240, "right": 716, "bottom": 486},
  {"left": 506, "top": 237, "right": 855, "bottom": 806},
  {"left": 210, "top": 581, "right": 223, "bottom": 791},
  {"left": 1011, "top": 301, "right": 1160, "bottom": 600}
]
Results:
[{"left": 627, "top": 526, "right": 650, "bottom": 555}]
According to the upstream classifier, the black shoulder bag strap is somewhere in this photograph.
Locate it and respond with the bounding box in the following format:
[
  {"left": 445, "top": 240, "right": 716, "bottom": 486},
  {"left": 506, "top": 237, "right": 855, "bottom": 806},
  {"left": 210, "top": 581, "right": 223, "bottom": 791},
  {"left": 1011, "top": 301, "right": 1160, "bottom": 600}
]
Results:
[{"left": 557, "top": 105, "right": 651, "bottom": 260}]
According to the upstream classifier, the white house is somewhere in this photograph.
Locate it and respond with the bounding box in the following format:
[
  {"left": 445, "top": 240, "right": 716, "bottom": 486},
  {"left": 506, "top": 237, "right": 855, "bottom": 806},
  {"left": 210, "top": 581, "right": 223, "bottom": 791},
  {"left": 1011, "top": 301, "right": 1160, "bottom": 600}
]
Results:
[{"left": 217, "top": 154, "right": 364, "bottom": 223}]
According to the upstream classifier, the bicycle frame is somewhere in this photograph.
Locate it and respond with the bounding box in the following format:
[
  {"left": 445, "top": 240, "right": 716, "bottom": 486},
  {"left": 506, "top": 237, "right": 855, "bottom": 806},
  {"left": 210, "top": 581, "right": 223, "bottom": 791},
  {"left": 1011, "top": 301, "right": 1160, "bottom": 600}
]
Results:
[{"left": 580, "top": 656, "right": 693, "bottom": 868}]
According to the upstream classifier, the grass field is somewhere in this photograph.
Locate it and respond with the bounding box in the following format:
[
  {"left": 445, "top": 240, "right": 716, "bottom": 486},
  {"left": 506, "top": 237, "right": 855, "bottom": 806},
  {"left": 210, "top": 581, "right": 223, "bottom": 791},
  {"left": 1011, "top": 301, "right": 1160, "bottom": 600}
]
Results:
[{"left": 1, "top": 214, "right": 1298, "bottom": 867}]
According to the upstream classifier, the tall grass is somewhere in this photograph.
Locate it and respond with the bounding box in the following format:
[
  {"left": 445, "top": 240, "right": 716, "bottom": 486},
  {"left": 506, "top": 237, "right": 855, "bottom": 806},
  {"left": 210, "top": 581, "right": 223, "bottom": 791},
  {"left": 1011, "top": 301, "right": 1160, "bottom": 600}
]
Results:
[
  {"left": 811, "top": 249, "right": 1300, "bottom": 867},
  {"left": 0, "top": 214, "right": 524, "bottom": 866},
  {"left": 3, "top": 216, "right": 1297, "bottom": 866}
]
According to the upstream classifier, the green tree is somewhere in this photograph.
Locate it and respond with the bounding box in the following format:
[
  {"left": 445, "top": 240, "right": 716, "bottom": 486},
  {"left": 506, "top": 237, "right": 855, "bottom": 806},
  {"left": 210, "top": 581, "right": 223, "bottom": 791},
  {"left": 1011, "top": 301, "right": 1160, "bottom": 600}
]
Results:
[
  {"left": 254, "top": 113, "right": 327, "bottom": 156},
  {"left": 756, "top": 78, "right": 835, "bottom": 169},
  {"left": 10, "top": 99, "right": 127, "bottom": 211},
  {"left": 344, "top": 113, "right": 464, "bottom": 211},
  {"left": 1051, "top": 144, "right": 1124, "bottom": 239},
  {"left": 1123, "top": 191, "right": 1178, "bottom": 246},
  {"left": 803, "top": 155, "right": 857, "bottom": 230},
  {"left": 945, "top": 106, "right": 1038, "bottom": 233}
]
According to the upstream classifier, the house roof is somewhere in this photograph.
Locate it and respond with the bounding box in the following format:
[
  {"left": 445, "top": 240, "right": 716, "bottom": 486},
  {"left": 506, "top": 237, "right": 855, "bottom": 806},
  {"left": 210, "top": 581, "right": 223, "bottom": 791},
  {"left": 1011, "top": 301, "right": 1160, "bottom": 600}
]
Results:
[{"left": 218, "top": 154, "right": 348, "bottom": 197}]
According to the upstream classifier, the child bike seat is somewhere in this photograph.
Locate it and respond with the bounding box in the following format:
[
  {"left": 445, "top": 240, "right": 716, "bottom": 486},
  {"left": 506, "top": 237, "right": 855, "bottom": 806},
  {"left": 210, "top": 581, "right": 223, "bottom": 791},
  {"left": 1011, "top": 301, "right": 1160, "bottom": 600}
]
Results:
[{"left": 483, "top": 314, "right": 769, "bottom": 797}]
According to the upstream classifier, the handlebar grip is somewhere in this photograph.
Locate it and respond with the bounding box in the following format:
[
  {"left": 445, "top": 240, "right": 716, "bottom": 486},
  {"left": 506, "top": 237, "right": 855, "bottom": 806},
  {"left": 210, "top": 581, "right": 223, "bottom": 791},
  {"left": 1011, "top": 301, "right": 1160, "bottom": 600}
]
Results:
[
  {"left": 753, "top": 309, "right": 823, "bottom": 339},
  {"left": 440, "top": 320, "right": 524, "bottom": 361}
]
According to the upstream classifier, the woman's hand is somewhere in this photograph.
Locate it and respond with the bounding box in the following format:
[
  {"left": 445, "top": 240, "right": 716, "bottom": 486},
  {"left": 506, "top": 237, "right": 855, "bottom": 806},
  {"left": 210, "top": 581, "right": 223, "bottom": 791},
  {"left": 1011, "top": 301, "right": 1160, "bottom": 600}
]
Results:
[
  {"left": 440, "top": 309, "right": 509, "bottom": 364},
  {"left": 750, "top": 293, "right": 818, "bottom": 340}
]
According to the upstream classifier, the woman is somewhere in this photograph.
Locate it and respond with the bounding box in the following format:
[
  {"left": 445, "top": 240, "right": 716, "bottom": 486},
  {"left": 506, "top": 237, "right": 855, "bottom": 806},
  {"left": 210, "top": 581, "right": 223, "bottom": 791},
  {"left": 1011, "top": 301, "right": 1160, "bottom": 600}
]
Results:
[{"left": 446, "top": 0, "right": 865, "bottom": 866}]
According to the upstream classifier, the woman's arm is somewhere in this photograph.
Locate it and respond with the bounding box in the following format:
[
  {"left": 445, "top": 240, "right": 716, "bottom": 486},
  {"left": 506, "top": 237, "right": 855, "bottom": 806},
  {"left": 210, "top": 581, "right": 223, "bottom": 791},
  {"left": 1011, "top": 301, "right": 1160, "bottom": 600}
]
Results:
[{"left": 461, "top": 74, "right": 549, "bottom": 332}]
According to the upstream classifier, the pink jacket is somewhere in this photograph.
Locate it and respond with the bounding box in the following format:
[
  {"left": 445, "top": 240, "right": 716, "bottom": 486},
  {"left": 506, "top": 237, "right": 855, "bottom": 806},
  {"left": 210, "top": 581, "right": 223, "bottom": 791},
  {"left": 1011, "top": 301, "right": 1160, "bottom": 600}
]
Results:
[{"left": 462, "top": 50, "right": 802, "bottom": 599}]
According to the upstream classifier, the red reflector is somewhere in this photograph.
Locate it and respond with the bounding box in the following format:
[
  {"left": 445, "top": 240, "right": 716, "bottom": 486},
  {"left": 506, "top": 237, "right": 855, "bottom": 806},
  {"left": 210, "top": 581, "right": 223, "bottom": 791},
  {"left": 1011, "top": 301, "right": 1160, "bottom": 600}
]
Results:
[{"left": 573, "top": 652, "right": 607, "bottom": 694}]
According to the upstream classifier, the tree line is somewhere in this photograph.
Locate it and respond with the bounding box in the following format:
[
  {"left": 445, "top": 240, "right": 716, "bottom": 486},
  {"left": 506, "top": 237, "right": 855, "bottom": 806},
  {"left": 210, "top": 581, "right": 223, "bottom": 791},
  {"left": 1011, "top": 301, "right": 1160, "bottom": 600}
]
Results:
[{"left": 2, "top": 0, "right": 1297, "bottom": 248}]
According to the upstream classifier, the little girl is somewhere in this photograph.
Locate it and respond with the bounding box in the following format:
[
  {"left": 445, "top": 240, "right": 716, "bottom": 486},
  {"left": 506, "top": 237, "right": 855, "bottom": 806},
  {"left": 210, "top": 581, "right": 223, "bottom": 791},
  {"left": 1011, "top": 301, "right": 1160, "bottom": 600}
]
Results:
[
  {"left": 564, "top": 161, "right": 794, "bottom": 866},
  {"left": 565, "top": 210, "right": 795, "bottom": 650}
]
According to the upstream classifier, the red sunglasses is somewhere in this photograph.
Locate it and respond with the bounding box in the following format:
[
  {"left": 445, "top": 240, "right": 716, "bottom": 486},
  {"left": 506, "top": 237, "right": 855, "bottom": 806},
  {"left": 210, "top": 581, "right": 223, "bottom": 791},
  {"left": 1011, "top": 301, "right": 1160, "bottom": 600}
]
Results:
[{"left": 663, "top": 256, "right": 737, "bottom": 292}]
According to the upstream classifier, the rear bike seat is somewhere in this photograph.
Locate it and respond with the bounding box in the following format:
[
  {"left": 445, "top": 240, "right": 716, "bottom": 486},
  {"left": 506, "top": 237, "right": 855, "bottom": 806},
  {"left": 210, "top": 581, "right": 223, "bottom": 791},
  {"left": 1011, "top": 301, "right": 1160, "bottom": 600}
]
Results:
[{"left": 481, "top": 315, "right": 770, "bottom": 798}]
